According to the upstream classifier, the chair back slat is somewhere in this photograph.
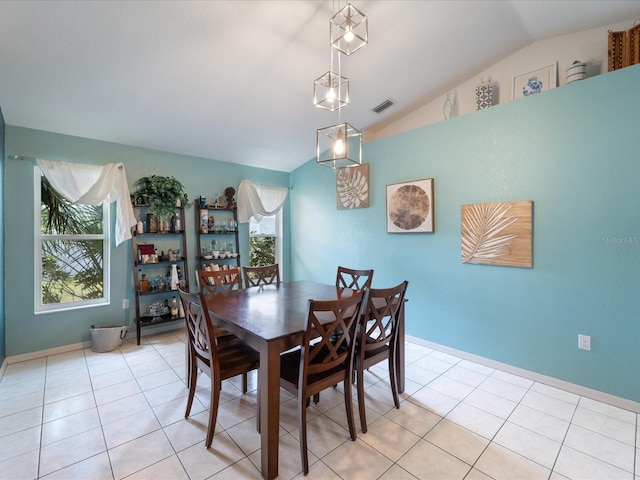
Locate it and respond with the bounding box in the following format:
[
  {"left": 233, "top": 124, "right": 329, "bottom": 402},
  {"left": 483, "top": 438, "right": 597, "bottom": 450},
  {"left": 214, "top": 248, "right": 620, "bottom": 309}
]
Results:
[
  {"left": 302, "top": 291, "right": 367, "bottom": 378},
  {"left": 336, "top": 266, "right": 374, "bottom": 290},
  {"left": 198, "top": 267, "right": 242, "bottom": 294},
  {"left": 243, "top": 264, "right": 280, "bottom": 287},
  {"left": 179, "top": 288, "right": 219, "bottom": 368},
  {"left": 360, "top": 281, "right": 408, "bottom": 354}
]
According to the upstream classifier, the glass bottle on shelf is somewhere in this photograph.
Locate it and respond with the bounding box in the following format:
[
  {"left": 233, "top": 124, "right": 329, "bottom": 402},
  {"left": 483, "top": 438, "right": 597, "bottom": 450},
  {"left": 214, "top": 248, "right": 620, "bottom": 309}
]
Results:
[{"left": 139, "top": 273, "right": 150, "bottom": 293}]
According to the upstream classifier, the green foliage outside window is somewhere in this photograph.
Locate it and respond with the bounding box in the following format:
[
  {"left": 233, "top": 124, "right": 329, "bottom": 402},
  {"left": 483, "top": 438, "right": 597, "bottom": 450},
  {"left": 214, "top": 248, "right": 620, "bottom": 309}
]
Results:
[
  {"left": 249, "top": 236, "right": 275, "bottom": 267},
  {"left": 40, "top": 178, "right": 105, "bottom": 305}
]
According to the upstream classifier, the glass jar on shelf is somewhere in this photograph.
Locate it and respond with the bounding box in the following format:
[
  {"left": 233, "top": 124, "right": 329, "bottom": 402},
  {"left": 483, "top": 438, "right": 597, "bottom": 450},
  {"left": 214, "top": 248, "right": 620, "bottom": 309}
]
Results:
[{"left": 150, "top": 276, "right": 159, "bottom": 292}]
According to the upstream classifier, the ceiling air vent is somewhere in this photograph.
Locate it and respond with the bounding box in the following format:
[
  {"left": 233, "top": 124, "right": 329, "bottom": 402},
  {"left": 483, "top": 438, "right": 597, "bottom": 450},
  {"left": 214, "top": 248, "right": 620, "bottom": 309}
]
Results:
[{"left": 372, "top": 99, "right": 395, "bottom": 114}]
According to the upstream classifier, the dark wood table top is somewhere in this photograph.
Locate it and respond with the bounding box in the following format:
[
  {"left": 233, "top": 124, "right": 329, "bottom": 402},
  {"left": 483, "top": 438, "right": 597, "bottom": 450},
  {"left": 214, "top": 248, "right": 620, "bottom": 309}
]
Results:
[{"left": 203, "top": 280, "right": 358, "bottom": 342}]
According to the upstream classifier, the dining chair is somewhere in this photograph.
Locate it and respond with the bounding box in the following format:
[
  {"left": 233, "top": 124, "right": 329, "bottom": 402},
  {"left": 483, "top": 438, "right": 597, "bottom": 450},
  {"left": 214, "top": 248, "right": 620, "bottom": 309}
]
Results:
[
  {"left": 195, "top": 267, "right": 250, "bottom": 393},
  {"left": 355, "top": 280, "right": 408, "bottom": 433},
  {"left": 310, "top": 266, "right": 373, "bottom": 405},
  {"left": 335, "top": 266, "right": 374, "bottom": 290},
  {"left": 178, "top": 287, "right": 260, "bottom": 447},
  {"left": 198, "top": 266, "right": 243, "bottom": 293},
  {"left": 243, "top": 263, "right": 280, "bottom": 287},
  {"left": 279, "top": 290, "right": 367, "bottom": 474}
]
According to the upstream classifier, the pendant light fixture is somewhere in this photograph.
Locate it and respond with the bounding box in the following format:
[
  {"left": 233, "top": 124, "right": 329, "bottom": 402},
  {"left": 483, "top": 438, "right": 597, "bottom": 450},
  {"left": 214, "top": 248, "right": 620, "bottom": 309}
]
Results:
[
  {"left": 316, "top": 122, "right": 362, "bottom": 169},
  {"left": 313, "top": 71, "right": 349, "bottom": 111},
  {"left": 314, "top": 1, "right": 366, "bottom": 168},
  {"left": 330, "top": 3, "right": 368, "bottom": 56},
  {"left": 313, "top": 48, "right": 349, "bottom": 111}
]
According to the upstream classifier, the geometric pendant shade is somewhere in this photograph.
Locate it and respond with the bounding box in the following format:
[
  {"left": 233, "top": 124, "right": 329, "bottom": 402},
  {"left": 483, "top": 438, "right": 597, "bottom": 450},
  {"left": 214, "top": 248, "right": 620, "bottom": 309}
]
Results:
[
  {"left": 330, "top": 3, "right": 368, "bottom": 56},
  {"left": 313, "top": 71, "right": 349, "bottom": 111},
  {"left": 316, "top": 122, "right": 362, "bottom": 169}
]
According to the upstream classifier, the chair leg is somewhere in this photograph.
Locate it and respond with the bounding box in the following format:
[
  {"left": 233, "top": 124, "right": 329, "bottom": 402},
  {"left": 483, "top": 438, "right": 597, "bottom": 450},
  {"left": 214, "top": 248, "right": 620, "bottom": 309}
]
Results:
[
  {"left": 206, "top": 378, "right": 221, "bottom": 448},
  {"left": 242, "top": 372, "right": 248, "bottom": 393},
  {"left": 388, "top": 352, "right": 400, "bottom": 409},
  {"left": 185, "top": 364, "right": 197, "bottom": 419},
  {"left": 344, "top": 374, "right": 357, "bottom": 441},
  {"left": 357, "top": 360, "right": 368, "bottom": 433},
  {"left": 299, "top": 392, "right": 309, "bottom": 474}
]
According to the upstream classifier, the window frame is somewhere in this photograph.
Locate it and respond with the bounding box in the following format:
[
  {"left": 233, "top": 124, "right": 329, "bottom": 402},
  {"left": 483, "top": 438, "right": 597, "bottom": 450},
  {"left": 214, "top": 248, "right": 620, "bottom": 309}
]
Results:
[{"left": 34, "top": 168, "right": 111, "bottom": 314}]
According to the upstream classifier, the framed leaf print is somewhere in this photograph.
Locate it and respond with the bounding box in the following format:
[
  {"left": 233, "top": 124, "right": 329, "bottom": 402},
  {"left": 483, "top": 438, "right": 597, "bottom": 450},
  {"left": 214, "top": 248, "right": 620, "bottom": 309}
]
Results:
[
  {"left": 386, "top": 178, "right": 434, "bottom": 233},
  {"left": 336, "top": 163, "right": 369, "bottom": 209},
  {"left": 461, "top": 200, "right": 532, "bottom": 268}
]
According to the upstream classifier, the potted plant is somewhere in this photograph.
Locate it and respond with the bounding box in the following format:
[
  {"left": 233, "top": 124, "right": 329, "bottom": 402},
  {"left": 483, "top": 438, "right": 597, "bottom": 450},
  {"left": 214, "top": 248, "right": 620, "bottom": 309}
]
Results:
[{"left": 134, "top": 175, "right": 190, "bottom": 219}]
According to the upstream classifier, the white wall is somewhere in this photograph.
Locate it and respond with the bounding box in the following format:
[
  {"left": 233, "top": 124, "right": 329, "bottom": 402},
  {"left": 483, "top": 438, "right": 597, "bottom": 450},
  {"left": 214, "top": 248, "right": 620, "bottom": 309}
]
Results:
[{"left": 370, "top": 19, "right": 634, "bottom": 141}]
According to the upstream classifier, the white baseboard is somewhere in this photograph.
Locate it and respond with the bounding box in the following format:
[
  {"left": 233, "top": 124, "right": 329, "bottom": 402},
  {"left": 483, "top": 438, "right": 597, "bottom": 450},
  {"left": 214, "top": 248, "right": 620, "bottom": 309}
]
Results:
[
  {"left": 407, "top": 335, "right": 640, "bottom": 414},
  {"left": 3, "top": 322, "right": 184, "bottom": 367},
  {"left": 5, "top": 341, "right": 92, "bottom": 365}
]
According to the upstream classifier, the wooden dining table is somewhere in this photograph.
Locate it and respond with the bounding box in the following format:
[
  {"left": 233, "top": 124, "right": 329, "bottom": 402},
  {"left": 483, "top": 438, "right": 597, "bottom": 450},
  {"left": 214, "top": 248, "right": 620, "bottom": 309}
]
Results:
[{"left": 203, "top": 280, "right": 405, "bottom": 480}]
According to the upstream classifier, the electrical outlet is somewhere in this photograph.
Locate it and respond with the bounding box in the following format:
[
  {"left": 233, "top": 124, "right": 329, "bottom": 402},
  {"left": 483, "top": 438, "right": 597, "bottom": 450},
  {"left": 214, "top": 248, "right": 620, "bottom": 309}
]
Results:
[
  {"left": 122, "top": 298, "right": 129, "bottom": 309},
  {"left": 578, "top": 334, "right": 591, "bottom": 351}
]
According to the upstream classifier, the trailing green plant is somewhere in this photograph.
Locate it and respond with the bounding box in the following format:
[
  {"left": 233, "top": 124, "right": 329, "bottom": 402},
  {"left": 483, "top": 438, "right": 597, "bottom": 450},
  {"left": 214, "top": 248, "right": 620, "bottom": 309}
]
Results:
[{"left": 134, "top": 175, "right": 190, "bottom": 218}]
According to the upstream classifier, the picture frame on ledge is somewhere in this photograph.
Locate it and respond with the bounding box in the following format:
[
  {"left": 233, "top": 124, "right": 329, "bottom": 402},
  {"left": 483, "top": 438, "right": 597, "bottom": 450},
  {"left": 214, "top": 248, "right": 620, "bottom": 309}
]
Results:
[{"left": 512, "top": 63, "right": 557, "bottom": 100}]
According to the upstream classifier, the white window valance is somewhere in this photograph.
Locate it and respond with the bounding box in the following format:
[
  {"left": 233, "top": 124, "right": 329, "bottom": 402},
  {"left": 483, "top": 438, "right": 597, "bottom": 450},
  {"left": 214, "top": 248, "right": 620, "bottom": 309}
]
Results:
[
  {"left": 37, "top": 158, "right": 137, "bottom": 246},
  {"left": 237, "top": 179, "right": 288, "bottom": 223}
]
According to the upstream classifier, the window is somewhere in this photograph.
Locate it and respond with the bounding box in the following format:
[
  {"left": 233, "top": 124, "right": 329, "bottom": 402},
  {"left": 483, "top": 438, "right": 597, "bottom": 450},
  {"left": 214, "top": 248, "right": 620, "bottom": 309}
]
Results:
[
  {"left": 249, "top": 210, "right": 283, "bottom": 269},
  {"left": 34, "top": 170, "right": 110, "bottom": 313}
]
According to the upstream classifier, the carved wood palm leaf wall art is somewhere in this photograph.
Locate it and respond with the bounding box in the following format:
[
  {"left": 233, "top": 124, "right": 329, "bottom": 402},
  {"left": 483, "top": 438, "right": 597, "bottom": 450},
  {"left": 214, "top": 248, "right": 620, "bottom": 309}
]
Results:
[
  {"left": 336, "top": 163, "right": 369, "bottom": 210},
  {"left": 461, "top": 200, "right": 533, "bottom": 268}
]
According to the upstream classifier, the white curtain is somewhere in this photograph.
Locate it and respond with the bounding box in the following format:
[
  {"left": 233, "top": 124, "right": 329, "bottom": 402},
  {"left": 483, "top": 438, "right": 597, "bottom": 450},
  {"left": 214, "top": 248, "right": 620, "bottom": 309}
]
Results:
[
  {"left": 237, "top": 179, "right": 288, "bottom": 223},
  {"left": 37, "top": 158, "right": 137, "bottom": 246}
]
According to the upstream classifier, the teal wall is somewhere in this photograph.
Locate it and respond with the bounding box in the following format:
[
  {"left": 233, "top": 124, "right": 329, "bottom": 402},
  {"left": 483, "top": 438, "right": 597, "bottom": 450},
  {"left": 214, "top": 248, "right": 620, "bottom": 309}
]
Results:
[
  {"left": 290, "top": 65, "right": 640, "bottom": 402},
  {"left": 0, "top": 108, "right": 5, "bottom": 364},
  {"left": 3, "top": 127, "right": 289, "bottom": 356}
]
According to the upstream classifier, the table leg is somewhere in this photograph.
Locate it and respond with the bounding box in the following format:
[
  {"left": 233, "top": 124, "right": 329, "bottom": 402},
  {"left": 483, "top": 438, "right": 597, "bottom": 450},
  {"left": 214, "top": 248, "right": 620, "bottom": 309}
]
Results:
[{"left": 260, "top": 343, "right": 281, "bottom": 480}]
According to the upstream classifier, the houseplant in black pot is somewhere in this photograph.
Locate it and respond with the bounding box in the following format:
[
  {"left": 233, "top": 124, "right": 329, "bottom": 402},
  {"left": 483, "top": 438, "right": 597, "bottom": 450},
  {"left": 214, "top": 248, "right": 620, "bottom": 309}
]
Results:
[{"left": 134, "top": 175, "right": 190, "bottom": 232}]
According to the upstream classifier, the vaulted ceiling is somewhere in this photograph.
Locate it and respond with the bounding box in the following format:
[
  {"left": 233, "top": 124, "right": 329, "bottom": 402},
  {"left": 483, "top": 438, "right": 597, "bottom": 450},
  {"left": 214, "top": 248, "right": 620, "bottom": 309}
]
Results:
[{"left": 2, "top": 1, "right": 640, "bottom": 172}]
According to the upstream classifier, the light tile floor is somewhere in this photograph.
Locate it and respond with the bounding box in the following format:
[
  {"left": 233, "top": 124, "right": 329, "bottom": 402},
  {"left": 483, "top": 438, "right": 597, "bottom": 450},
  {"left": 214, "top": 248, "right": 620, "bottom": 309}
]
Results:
[{"left": 1, "top": 330, "right": 638, "bottom": 479}]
